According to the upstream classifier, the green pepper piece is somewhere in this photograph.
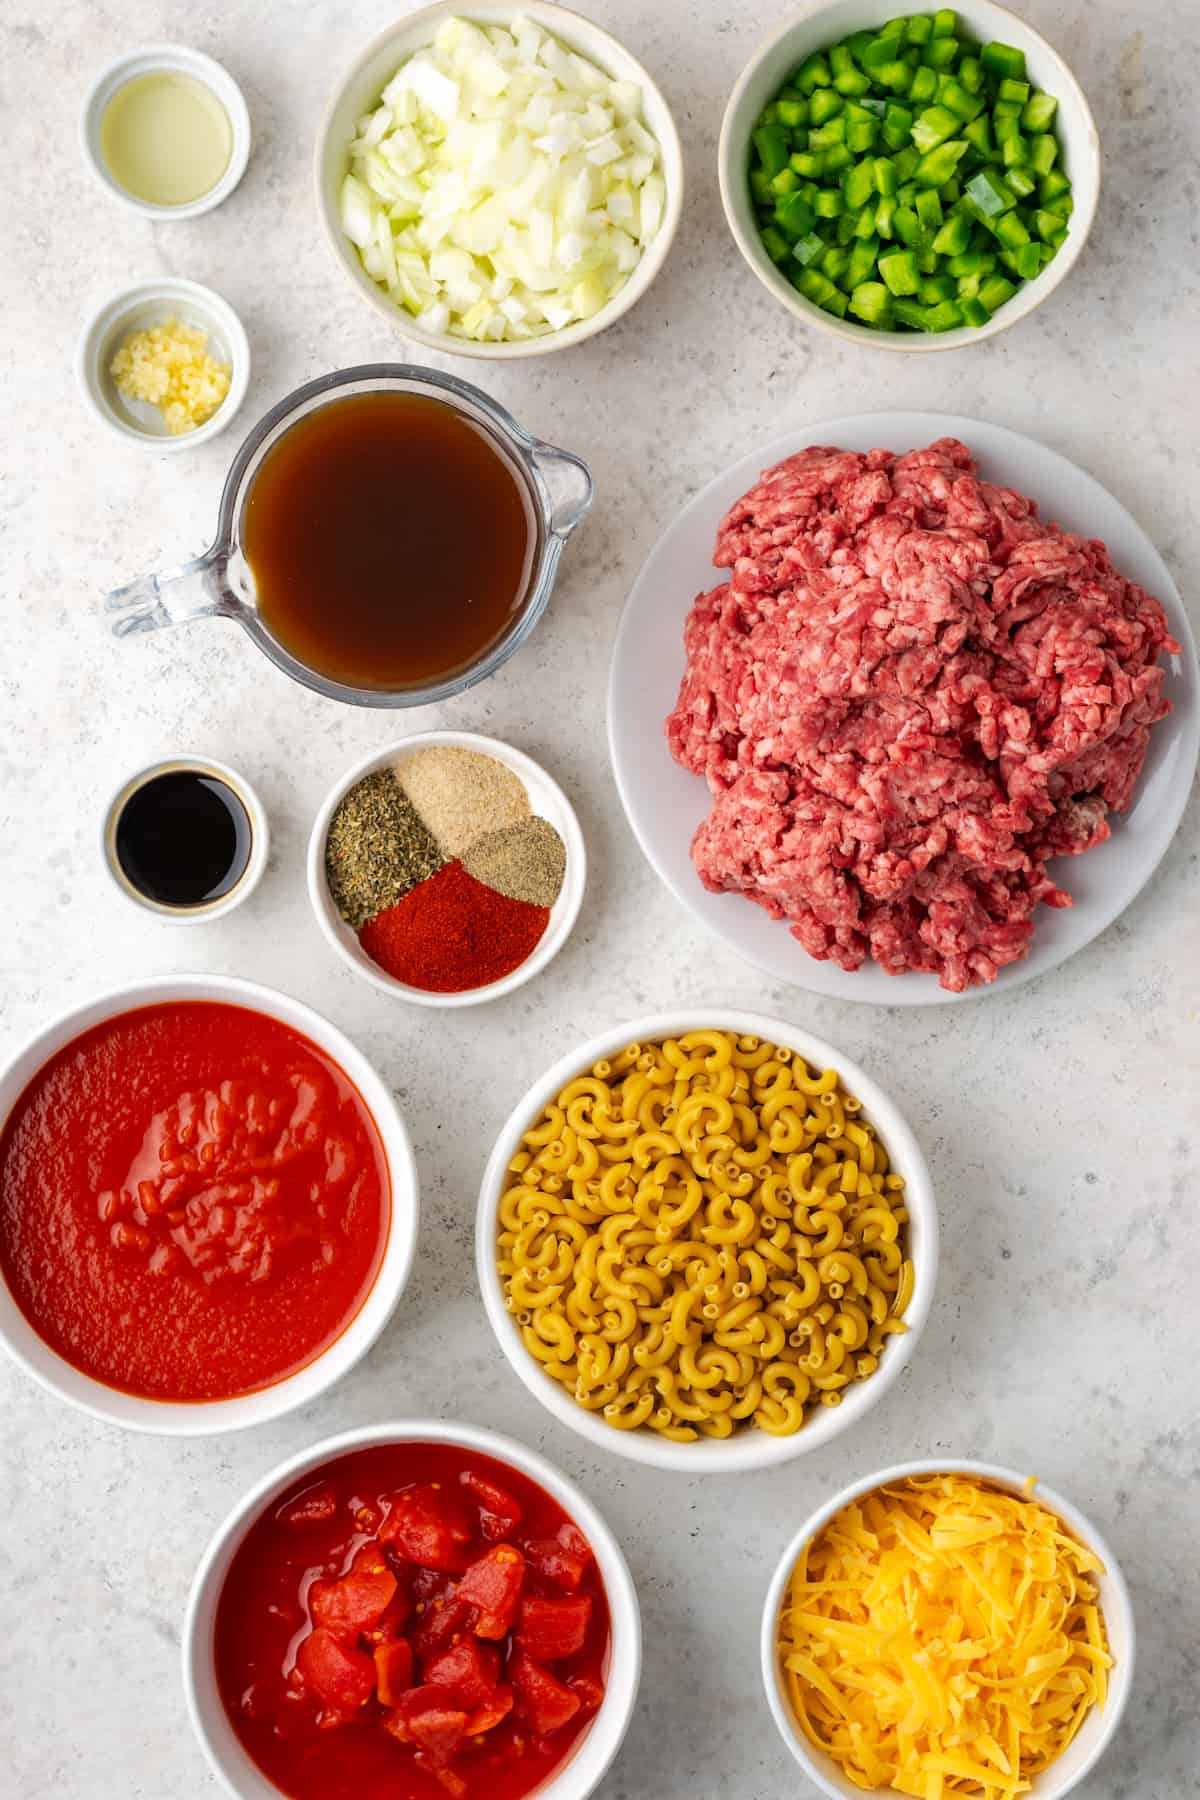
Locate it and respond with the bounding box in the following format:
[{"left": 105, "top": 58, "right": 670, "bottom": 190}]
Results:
[
  {"left": 872, "top": 155, "right": 898, "bottom": 197},
  {"left": 993, "top": 105, "right": 1023, "bottom": 145},
  {"left": 809, "top": 117, "right": 847, "bottom": 149},
  {"left": 890, "top": 296, "right": 930, "bottom": 328},
  {"left": 835, "top": 67, "right": 872, "bottom": 97},
  {"left": 874, "top": 194, "right": 897, "bottom": 237},
  {"left": 914, "top": 138, "right": 967, "bottom": 186},
  {"left": 777, "top": 97, "right": 809, "bottom": 129},
  {"left": 905, "top": 13, "right": 934, "bottom": 45},
  {"left": 911, "top": 104, "right": 960, "bottom": 153},
  {"left": 829, "top": 44, "right": 856, "bottom": 78},
  {"left": 880, "top": 102, "right": 914, "bottom": 149},
  {"left": 845, "top": 29, "right": 877, "bottom": 60},
  {"left": 994, "top": 209, "right": 1030, "bottom": 248},
  {"left": 836, "top": 210, "right": 859, "bottom": 244},
  {"left": 749, "top": 168, "right": 774, "bottom": 205},
  {"left": 978, "top": 272, "right": 1016, "bottom": 312},
  {"left": 908, "top": 64, "right": 938, "bottom": 105},
  {"left": 963, "top": 115, "right": 993, "bottom": 158},
  {"left": 958, "top": 54, "right": 983, "bottom": 93},
  {"left": 981, "top": 40, "right": 1026, "bottom": 82},
  {"left": 997, "top": 77, "right": 1031, "bottom": 104},
  {"left": 965, "top": 168, "right": 1016, "bottom": 215},
  {"left": 915, "top": 188, "right": 943, "bottom": 232},
  {"left": 924, "top": 299, "right": 963, "bottom": 329},
  {"left": 877, "top": 58, "right": 915, "bottom": 94},
  {"left": 758, "top": 102, "right": 781, "bottom": 125},
  {"left": 792, "top": 230, "right": 827, "bottom": 266},
  {"left": 775, "top": 191, "right": 816, "bottom": 237},
  {"left": 931, "top": 210, "right": 970, "bottom": 254},
  {"left": 939, "top": 177, "right": 962, "bottom": 203},
  {"left": 848, "top": 279, "right": 893, "bottom": 323},
  {"left": 1021, "top": 90, "right": 1058, "bottom": 133},
  {"left": 920, "top": 272, "right": 957, "bottom": 302},
  {"left": 939, "top": 78, "right": 981, "bottom": 121},
  {"left": 922, "top": 35, "right": 959, "bottom": 69},
  {"left": 820, "top": 243, "right": 852, "bottom": 283},
  {"left": 1028, "top": 133, "right": 1059, "bottom": 176},
  {"left": 852, "top": 205, "right": 877, "bottom": 239},
  {"left": 770, "top": 167, "right": 800, "bottom": 195},
  {"left": 1001, "top": 133, "right": 1030, "bottom": 168},
  {"left": 845, "top": 236, "right": 879, "bottom": 285},
  {"left": 959, "top": 294, "right": 990, "bottom": 326},
  {"left": 893, "top": 144, "right": 921, "bottom": 179},
  {"left": 878, "top": 247, "right": 920, "bottom": 294},
  {"left": 815, "top": 187, "right": 844, "bottom": 217},
  {"left": 947, "top": 247, "right": 995, "bottom": 276},
  {"left": 843, "top": 158, "right": 877, "bottom": 209},
  {"left": 931, "top": 9, "right": 957, "bottom": 35},
  {"left": 795, "top": 52, "right": 833, "bottom": 91},
  {"left": 1038, "top": 167, "right": 1071, "bottom": 201},
  {"left": 893, "top": 204, "right": 924, "bottom": 248},
  {"left": 810, "top": 88, "right": 844, "bottom": 126},
  {"left": 824, "top": 142, "right": 853, "bottom": 174},
  {"left": 790, "top": 150, "right": 825, "bottom": 179},
  {"left": 799, "top": 267, "right": 849, "bottom": 316},
  {"left": 1012, "top": 240, "right": 1042, "bottom": 279},
  {"left": 846, "top": 118, "right": 878, "bottom": 152},
  {"left": 753, "top": 124, "right": 790, "bottom": 177},
  {"left": 760, "top": 225, "right": 790, "bottom": 263},
  {"left": 860, "top": 35, "right": 898, "bottom": 69},
  {"left": 1035, "top": 207, "right": 1066, "bottom": 242},
  {"left": 1007, "top": 166, "right": 1037, "bottom": 198}
]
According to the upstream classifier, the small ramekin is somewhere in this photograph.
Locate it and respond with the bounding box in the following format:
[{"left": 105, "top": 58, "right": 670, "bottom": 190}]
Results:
[
  {"left": 81, "top": 43, "right": 252, "bottom": 220},
  {"left": 476, "top": 1009, "right": 938, "bottom": 1471},
  {"left": 719, "top": 0, "right": 1101, "bottom": 351},
  {"left": 0, "top": 975, "right": 419, "bottom": 1435},
  {"left": 762, "top": 1458, "right": 1136, "bottom": 1800},
  {"left": 308, "top": 731, "right": 586, "bottom": 1008},
  {"left": 100, "top": 754, "right": 269, "bottom": 923},
  {"left": 315, "top": 1, "right": 684, "bottom": 359},
  {"left": 183, "top": 1419, "right": 642, "bottom": 1800},
  {"left": 76, "top": 277, "right": 251, "bottom": 452}
]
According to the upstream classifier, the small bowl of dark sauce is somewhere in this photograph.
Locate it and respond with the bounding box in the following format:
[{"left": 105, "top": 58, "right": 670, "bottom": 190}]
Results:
[{"left": 102, "top": 756, "right": 268, "bottom": 922}]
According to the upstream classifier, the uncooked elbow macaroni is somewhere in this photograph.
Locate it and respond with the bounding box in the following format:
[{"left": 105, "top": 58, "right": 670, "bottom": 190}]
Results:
[{"left": 496, "top": 1029, "right": 914, "bottom": 1442}]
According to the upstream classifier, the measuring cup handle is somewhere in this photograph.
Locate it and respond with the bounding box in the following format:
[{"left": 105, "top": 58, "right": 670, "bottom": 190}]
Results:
[
  {"left": 532, "top": 443, "right": 595, "bottom": 540},
  {"left": 105, "top": 551, "right": 225, "bottom": 638}
]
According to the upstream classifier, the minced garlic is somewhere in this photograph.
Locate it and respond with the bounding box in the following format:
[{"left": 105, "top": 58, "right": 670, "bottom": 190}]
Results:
[{"left": 109, "top": 317, "right": 231, "bottom": 435}]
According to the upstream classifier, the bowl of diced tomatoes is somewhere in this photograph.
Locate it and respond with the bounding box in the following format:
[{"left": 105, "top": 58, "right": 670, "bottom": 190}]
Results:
[{"left": 183, "top": 1421, "right": 641, "bottom": 1800}]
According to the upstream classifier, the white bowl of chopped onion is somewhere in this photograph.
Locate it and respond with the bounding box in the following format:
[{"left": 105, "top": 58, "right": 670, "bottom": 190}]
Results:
[
  {"left": 315, "top": 4, "right": 683, "bottom": 356},
  {"left": 762, "top": 1460, "right": 1136, "bottom": 1800}
]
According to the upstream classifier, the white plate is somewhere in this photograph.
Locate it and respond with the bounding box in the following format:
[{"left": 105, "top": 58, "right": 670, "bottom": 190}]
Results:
[{"left": 609, "top": 411, "right": 1199, "bottom": 1006}]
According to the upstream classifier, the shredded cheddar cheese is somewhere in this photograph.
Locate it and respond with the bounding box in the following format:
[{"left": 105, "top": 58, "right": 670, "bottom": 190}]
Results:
[
  {"left": 109, "top": 317, "right": 230, "bottom": 434},
  {"left": 779, "top": 1474, "right": 1111, "bottom": 1798}
]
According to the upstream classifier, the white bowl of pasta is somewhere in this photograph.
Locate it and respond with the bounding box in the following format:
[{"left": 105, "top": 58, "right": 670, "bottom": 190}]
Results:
[
  {"left": 475, "top": 1010, "right": 937, "bottom": 1472},
  {"left": 761, "top": 1459, "right": 1136, "bottom": 1800}
]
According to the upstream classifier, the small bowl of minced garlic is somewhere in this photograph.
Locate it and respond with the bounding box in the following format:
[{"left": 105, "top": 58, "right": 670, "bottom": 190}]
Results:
[{"left": 76, "top": 276, "right": 250, "bottom": 451}]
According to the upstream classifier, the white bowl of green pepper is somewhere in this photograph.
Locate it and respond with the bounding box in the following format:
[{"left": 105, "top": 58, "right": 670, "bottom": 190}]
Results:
[{"left": 719, "top": 0, "right": 1100, "bottom": 349}]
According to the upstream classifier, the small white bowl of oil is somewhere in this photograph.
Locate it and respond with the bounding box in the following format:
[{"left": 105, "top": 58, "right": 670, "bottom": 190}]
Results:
[{"left": 81, "top": 43, "right": 251, "bottom": 220}]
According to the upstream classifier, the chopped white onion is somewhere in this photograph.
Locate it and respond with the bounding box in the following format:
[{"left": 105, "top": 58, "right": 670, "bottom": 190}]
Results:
[{"left": 339, "top": 12, "right": 666, "bottom": 342}]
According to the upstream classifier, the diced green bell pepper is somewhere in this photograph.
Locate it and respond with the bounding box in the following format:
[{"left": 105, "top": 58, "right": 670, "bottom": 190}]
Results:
[
  {"left": 931, "top": 210, "right": 971, "bottom": 254},
  {"left": 776, "top": 192, "right": 816, "bottom": 237},
  {"left": 958, "top": 54, "right": 983, "bottom": 93},
  {"left": 959, "top": 294, "right": 990, "bottom": 326},
  {"left": 922, "top": 35, "right": 959, "bottom": 69},
  {"left": 848, "top": 279, "right": 893, "bottom": 323},
  {"left": 1021, "top": 90, "right": 1058, "bottom": 133},
  {"left": 792, "top": 231, "right": 827, "bottom": 266},
  {"left": 777, "top": 97, "right": 809, "bottom": 129},
  {"left": 908, "top": 64, "right": 938, "bottom": 105},
  {"left": 916, "top": 188, "right": 943, "bottom": 231},
  {"left": 980, "top": 40, "right": 1026, "bottom": 82},
  {"left": 965, "top": 168, "right": 1016, "bottom": 215},
  {"left": 810, "top": 87, "right": 844, "bottom": 125},
  {"left": 795, "top": 52, "right": 833, "bottom": 91},
  {"left": 881, "top": 102, "right": 914, "bottom": 147},
  {"left": 913, "top": 138, "right": 967, "bottom": 186},
  {"left": 997, "top": 77, "right": 1031, "bottom": 104},
  {"left": 753, "top": 124, "right": 790, "bottom": 176},
  {"left": 845, "top": 236, "right": 880, "bottom": 286},
  {"left": 978, "top": 272, "right": 1017, "bottom": 312},
  {"left": 760, "top": 225, "right": 789, "bottom": 263},
  {"left": 879, "top": 247, "right": 921, "bottom": 294},
  {"left": 911, "top": 103, "right": 960, "bottom": 153}
]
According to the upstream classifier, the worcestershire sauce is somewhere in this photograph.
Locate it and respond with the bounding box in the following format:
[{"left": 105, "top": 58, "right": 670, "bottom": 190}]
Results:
[
  {"left": 242, "top": 392, "right": 533, "bottom": 691},
  {"left": 115, "top": 771, "right": 252, "bottom": 907}
]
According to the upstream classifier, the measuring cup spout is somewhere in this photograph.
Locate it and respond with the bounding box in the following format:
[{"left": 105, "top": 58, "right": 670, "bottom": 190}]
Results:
[
  {"left": 105, "top": 551, "right": 226, "bottom": 638},
  {"left": 532, "top": 442, "right": 595, "bottom": 541}
]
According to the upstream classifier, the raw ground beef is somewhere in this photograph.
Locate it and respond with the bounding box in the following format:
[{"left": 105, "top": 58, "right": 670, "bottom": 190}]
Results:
[{"left": 666, "top": 438, "right": 1177, "bottom": 992}]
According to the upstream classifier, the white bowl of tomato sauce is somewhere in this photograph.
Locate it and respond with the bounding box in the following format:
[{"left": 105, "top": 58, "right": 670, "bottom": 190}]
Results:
[
  {"left": 183, "top": 1420, "right": 642, "bottom": 1800},
  {"left": 0, "top": 975, "right": 418, "bottom": 1434}
]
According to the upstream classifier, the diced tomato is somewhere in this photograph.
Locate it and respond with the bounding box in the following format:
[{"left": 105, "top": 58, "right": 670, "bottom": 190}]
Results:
[
  {"left": 464, "top": 1682, "right": 514, "bottom": 1735},
  {"left": 416, "top": 1754, "right": 468, "bottom": 1797},
  {"left": 456, "top": 1544, "right": 525, "bottom": 1638},
  {"left": 309, "top": 1544, "right": 398, "bottom": 1642},
  {"left": 515, "top": 1593, "right": 593, "bottom": 1661},
  {"left": 459, "top": 1468, "right": 522, "bottom": 1542},
  {"left": 363, "top": 1567, "right": 413, "bottom": 1644},
  {"left": 411, "top": 1566, "right": 453, "bottom": 1608},
  {"left": 524, "top": 1537, "right": 588, "bottom": 1593},
  {"left": 557, "top": 1520, "right": 591, "bottom": 1560},
  {"left": 410, "top": 1594, "right": 474, "bottom": 1661},
  {"left": 295, "top": 1628, "right": 375, "bottom": 1717},
  {"left": 379, "top": 1485, "right": 474, "bottom": 1572},
  {"left": 382, "top": 1686, "right": 468, "bottom": 1761},
  {"left": 509, "top": 1651, "right": 582, "bottom": 1736},
  {"left": 276, "top": 1481, "right": 338, "bottom": 1528},
  {"left": 373, "top": 1639, "right": 414, "bottom": 1707},
  {"left": 567, "top": 1673, "right": 605, "bottom": 1717},
  {"left": 423, "top": 1637, "right": 499, "bottom": 1710}
]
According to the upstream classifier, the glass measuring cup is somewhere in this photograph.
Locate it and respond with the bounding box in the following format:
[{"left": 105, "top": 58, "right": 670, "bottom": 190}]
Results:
[{"left": 105, "top": 364, "right": 593, "bottom": 707}]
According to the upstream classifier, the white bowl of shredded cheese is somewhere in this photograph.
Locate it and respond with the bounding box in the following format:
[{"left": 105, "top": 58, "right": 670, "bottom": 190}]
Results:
[
  {"left": 762, "top": 1460, "right": 1136, "bottom": 1800},
  {"left": 315, "top": 3, "right": 684, "bottom": 356},
  {"left": 76, "top": 277, "right": 250, "bottom": 451}
]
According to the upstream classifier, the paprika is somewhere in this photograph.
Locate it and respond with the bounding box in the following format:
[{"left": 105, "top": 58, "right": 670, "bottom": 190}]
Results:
[{"left": 358, "top": 860, "right": 550, "bottom": 992}]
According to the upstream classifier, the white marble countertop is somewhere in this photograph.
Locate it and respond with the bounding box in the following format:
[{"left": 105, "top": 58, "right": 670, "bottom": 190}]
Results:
[{"left": 2, "top": 1, "right": 1197, "bottom": 1796}]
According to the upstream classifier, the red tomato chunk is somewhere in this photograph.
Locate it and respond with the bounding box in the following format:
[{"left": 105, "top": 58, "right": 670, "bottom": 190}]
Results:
[{"left": 215, "top": 1443, "right": 610, "bottom": 1800}]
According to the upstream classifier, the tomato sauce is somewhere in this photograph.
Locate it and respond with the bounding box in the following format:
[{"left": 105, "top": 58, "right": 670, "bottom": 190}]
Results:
[
  {"left": 0, "top": 1001, "right": 389, "bottom": 1401},
  {"left": 215, "top": 1443, "right": 611, "bottom": 1800}
]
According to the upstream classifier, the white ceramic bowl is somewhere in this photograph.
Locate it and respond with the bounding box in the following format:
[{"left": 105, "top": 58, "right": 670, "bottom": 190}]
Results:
[
  {"left": 0, "top": 975, "right": 418, "bottom": 1434},
  {"left": 315, "top": 1, "right": 684, "bottom": 359},
  {"left": 476, "top": 1009, "right": 937, "bottom": 1472},
  {"left": 719, "top": 0, "right": 1101, "bottom": 351},
  {"left": 762, "top": 1458, "right": 1136, "bottom": 1799},
  {"left": 76, "top": 277, "right": 251, "bottom": 452},
  {"left": 183, "top": 1419, "right": 642, "bottom": 1800},
  {"left": 81, "top": 43, "right": 252, "bottom": 220},
  {"left": 308, "top": 731, "right": 586, "bottom": 1008},
  {"left": 100, "top": 754, "right": 270, "bottom": 923}
]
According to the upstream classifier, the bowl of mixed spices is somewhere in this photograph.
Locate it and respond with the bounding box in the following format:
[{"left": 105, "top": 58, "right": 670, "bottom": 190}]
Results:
[{"left": 309, "top": 732, "right": 585, "bottom": 1005}]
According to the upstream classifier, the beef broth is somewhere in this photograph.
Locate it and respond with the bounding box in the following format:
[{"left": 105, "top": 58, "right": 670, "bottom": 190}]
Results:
[{"left": 243, "top": 391, "right": 534, "bottom": 691}]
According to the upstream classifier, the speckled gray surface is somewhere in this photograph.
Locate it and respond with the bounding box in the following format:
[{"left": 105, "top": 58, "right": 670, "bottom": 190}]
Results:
[{"left": 2, "top": 1, "right": 1198, "bottom": 1796}]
